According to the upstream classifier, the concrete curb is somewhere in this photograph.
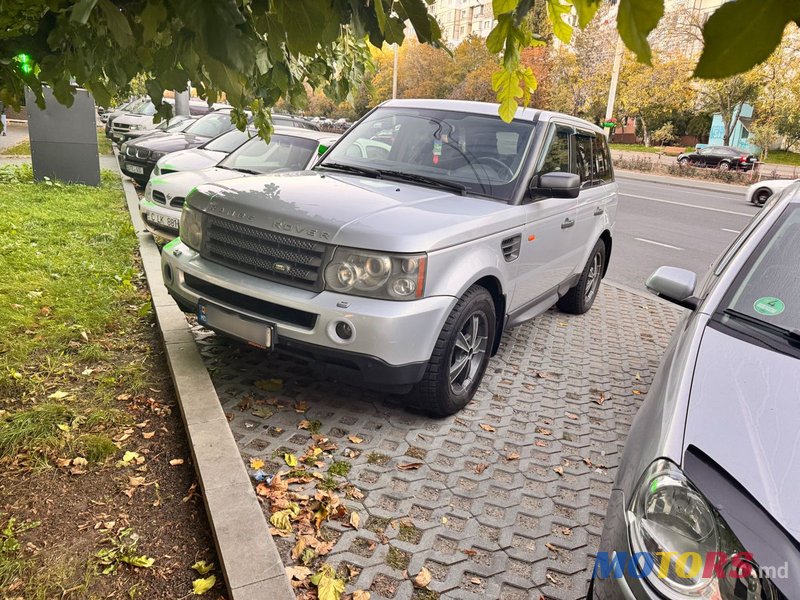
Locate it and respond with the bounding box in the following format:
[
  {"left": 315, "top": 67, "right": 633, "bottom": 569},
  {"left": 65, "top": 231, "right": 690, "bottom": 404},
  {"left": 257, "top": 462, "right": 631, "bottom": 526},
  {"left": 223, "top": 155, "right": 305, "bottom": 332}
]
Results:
[
  {"left": 615, "top": 169, "right": 748, "bottom": 195},
  {"left": 113, "top": 151, "right": 294, "bottom": 600}
]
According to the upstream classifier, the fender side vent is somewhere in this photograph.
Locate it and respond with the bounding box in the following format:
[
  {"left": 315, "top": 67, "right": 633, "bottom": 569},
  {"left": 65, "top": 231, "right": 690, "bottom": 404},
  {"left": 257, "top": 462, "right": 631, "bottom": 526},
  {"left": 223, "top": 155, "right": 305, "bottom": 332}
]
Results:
[{"left": 501, "top": 235, "right": 521, "bottom": 262}]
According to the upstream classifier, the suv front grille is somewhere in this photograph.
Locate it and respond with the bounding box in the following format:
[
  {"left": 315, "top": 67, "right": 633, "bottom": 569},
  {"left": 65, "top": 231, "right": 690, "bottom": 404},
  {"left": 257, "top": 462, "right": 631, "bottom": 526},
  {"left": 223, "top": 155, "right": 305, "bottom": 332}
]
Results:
[
  {"left": 170, "top": 196, "right": 185, "bottom": 208},
  {"left": 114, "top": 123, "right": 131, "bottom": 131},
  {"left": 201, "top": 215, "right": 330, "bottom": 291}
]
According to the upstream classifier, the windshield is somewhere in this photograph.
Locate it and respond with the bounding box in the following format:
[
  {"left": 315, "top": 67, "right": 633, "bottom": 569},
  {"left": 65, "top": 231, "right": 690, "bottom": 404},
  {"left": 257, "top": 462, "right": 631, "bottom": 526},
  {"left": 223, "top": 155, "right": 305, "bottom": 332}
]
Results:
[
  {"left": 718, "top": 204, "right": 800, "bottom": 349},
  {"left": 185, "top": 112, "right": 235, "bottom": 138},
  {"left": 218, "top": 134, "right": 318, "bottom": 174},
  {"left": 202, "top": 128, "right": 252, "bottom": 153},
  {"left": 319, "top": 106, "right": 536, "bottom": 201}
]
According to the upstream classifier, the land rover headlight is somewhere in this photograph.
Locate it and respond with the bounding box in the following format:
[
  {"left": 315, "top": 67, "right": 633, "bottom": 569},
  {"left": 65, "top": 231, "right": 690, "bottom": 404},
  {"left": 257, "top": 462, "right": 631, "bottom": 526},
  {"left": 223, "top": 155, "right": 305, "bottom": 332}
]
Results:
[
  {"left": 324, "top": 248, "right": 426, "bottom": 300},
  {"left": 627, "top": 459, "right": 778, "bottom": 600},
  {"left": 179, "top": 205, "right": 203, "bottom": 251}
]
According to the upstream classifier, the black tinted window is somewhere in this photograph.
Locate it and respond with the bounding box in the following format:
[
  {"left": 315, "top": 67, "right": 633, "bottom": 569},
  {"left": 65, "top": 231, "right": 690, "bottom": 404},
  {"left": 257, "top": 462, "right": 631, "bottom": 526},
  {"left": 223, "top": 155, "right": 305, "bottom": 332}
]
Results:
[
  {"left": 537, "top": 125, "right": 572, "bottom": 175},
  {"left": 593, "top": 133, "right": 613, "bottom": 182},
  {"left": 575, "top": 134, "right": 594, "bottom": 184}
]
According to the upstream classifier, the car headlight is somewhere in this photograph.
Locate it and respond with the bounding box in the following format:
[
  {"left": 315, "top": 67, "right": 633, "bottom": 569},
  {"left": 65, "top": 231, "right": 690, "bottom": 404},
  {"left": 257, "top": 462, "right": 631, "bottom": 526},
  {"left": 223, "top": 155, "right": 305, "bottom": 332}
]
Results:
[
  {"left": 628, "top": 459, "right": 779, "bottom": 599},
  {"left": 144, "top": 181, "right": 153, "bottom": 201},
  {"left": 120, "top": 141, "right": 128, "bottom": 153},
  {"left": 179, "top": 205, "right": 204, "bottom": 251},
  {"left": 324, "top": 248, "right": 426, "bottom": 300},
  {"left": 129, "top": 124, "right": 143, "bottom": 131},
  {"left": 150, "top": 151, "right": 166, "bottom": 161},
  {"left": 152, "top": 164, "right": 161, "bottom": 176}
]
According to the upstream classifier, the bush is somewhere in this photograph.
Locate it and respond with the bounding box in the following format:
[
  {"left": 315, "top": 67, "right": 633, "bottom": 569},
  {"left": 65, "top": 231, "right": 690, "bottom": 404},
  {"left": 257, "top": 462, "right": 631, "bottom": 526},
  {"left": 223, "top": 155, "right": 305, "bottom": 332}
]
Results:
[
  {"left": 650, "top": 123, "right": 677, "bottom": 146},
  {"left": 613, "top": 155, "right": 757, "bottom": 185}
]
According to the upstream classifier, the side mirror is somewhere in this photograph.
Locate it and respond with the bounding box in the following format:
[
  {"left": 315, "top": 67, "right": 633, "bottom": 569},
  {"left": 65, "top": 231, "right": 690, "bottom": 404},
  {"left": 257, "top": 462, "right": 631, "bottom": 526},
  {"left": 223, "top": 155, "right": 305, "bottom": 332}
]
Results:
[
  {"left": 646, "top": 266, "right": 699, "bottom": 310},
  {"left": 530, "top": 172, "right": 581, "bottom": 199}
]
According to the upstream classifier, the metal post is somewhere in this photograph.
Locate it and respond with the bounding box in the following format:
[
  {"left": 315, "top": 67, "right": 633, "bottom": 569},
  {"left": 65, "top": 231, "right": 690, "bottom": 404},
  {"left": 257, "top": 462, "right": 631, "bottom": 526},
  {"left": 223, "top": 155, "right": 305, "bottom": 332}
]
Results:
[
  {"left": 392, "top": 44, "right": 399, "bottom": 99},
  {"left": 174, "top": 84, "right": 190, "bottom": 116},
  {"left": 604, "top": 35, "right": 624, "bottom": 138}
]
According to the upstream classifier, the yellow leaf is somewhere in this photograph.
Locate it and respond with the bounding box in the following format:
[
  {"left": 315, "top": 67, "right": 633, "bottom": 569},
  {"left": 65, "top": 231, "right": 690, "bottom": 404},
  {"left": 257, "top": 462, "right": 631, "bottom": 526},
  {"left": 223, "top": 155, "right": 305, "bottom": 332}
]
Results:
[
  {"left": 48, "top": 390, "right": 69, "bottom": 400},
  {"left": 349, "top": 511, "right": 360, "bottom": 529},
  {"left": 413, "top": 567, "right": 432, "bottom": 588},
  {"left": 284, "top": 453, "right": 298, "bottom": 467},
  {"left": 286, "top": 565, "right": 313, "bottom": 581},
  {"left": 122, "top": 451, "right": 140, "bottom": 463},
  {"left": 191, "top": 560, "right": 214, "bottom": 575},
  {"left": 249, "top": 457, "right": 265, "bottom": 470},
  {"left": 192, "top": 575, "right": 216, "bottom": 595},
  {"left": 254, "top": 378, "right": 283, "bottom": 392},
  {"left": 478, "top": 423, "right": 496, "bottom": 432},
  {"left": 310, "top": 564, "right": 345, "bottom": 600},
  {"left": 269, "top": 503, "right": 299, "bottom": 532},
  {"left": 348, "top": 435, "right": 363, "bottom": 444}
]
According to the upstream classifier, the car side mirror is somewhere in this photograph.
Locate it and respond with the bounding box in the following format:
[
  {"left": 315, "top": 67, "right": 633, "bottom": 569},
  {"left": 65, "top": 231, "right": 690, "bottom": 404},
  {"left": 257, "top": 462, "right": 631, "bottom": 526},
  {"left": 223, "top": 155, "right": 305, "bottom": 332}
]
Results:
[
  {"left": 646, "top": 266, "right": 699, "bottom": 310},
  {"left": 530, "top": 172, "right": 581, "bottom": 199}
]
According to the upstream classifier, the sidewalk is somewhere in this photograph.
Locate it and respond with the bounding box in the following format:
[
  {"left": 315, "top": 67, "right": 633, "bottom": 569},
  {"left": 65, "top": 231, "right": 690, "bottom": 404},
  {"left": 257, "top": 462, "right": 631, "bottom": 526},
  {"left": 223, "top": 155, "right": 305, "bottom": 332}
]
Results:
[{"left": 0, "top": 122, "right": 28, "bottom": 151}]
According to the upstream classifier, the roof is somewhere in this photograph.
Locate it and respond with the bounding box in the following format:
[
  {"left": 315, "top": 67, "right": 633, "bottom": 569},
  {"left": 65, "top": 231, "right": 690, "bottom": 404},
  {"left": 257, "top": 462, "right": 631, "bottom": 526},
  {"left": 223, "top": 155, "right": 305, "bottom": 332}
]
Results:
[
  {"left": 379, "top": 98, "right": 604, "bottom": 134},
  {"left": 265, "top": 126, "right": 339, "bottom": 143}
]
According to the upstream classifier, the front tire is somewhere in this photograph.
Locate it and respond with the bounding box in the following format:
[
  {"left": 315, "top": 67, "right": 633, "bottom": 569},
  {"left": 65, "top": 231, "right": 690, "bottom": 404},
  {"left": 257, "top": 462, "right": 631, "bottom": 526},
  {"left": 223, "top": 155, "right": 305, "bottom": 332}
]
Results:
[
  {"left": 754, "top": 188, "right": 771, "bottom": 206},
  {"left": 413, "top": 286, "right": 496, "bottom": 417},
  {"left": 678, "top": 157, "right": 689, "bottom": 167},
  {"left": 557, "top": 239, "right": 606, "bottom": 315}
]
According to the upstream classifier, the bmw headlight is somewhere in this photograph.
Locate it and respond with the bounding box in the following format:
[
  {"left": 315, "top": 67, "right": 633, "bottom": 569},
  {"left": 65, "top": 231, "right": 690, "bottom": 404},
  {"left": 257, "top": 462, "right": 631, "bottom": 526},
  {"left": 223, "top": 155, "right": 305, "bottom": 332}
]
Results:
[
  {"left": 144, "top": 181, "right": 153, "bottom": 201},
  {"left": 628, "top": 459, "right": 779, "bottom": 599},
  {"left": 120, "top": 141, "right": 128, "bottom": 154},
  {"left": 324, "top": 248, "right": 426, "bottom": 300},
  {"left": 179, "top": 205, "right": 203, "bottom": 251},
  {"left": 153, "top": 163, "right": 161, "bottom": 176},
  {"left": 150, "top": 151, "right": 166, "bottom": 161}
]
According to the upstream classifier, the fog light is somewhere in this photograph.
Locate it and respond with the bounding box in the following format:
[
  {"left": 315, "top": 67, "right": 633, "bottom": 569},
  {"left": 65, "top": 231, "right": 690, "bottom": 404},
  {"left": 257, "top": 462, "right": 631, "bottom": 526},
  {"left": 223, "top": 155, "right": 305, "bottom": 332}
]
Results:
[
  {"left": 163, "top": 263, "right": 173, "bottom": 284},
  {"left": 335, "top": 321, "right": 353, "bottom": 340}
]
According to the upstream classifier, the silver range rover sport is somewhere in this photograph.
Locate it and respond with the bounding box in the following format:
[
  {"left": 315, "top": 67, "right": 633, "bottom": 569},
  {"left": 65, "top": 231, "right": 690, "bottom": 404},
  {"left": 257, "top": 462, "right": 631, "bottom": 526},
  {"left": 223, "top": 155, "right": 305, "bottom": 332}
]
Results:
[{"left": 161, "top": 99, "right": 618, "bottom": 416}]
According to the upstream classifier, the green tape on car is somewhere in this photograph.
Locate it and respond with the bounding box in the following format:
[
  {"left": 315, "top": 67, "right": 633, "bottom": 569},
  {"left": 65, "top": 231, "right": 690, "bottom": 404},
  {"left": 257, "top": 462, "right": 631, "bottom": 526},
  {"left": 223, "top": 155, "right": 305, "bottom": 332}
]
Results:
[{"left": 753, "top": 297, "right": 785, "bottom": 316}]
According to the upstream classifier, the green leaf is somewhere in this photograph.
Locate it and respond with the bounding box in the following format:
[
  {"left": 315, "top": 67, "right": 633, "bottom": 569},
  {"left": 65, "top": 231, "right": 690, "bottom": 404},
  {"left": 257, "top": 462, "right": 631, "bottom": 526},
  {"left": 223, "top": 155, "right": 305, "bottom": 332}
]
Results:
[
  {"left": 547, "top": 0, "right": 573, "bottom": 44},
  {"left": 492, "top": 69, "right": 523, "bottom": 122},
  {"left": 399, "top": 0, "right": 433, "bottom": 42},
  {"left": 191, "top": 560, "right": 215, "bottom": 575},
  {"left": 139, "top": 0, "right": 167, "bottom": 43},
  {"left": 70, "top": 0, "right": 98, "bottom": 24},
  {"left": 492, "top": 0, "right": 517, "bottom": 16},
  {"left": 374, "top": 0, "right": 387, "bottom": 33},
  {"left": 694, "top": 0, "right": 798, "bottom": 79},
  {"left": 97, "top": 0, "right": 134, "bottom": 47},
  {"left": 572, "top": 0, "right": 601, "bottom": 29},
  {"left": 617, "top": 0, "right": 663, "bottom": 64},
  {"left": 122, "top": 554, "right": 155, "bottom": 568},
  {"left": 487, "top": 14, "right": 513, "bottom": 54},
  {"left": 311, "top": 565, "right": 345, "bottom": 600},
  {"left": 192, "top": 575, "right": 216, "bottom": 595}
]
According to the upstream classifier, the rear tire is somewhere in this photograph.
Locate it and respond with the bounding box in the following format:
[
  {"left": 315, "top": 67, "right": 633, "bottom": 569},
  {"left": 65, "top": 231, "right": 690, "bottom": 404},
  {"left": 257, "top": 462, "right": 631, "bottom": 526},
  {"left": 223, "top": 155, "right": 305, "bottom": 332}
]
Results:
[
  {"left": 557, "top": 239, "right": 606, "bottom": 315},
  {"left": 678, "top": 157, "right": 689, "bottom": 167},
  {"left": 754, "top": 188, "right": 771, "bottom": 206},
  {"left": 412, "top": 286, "right": 496, "bottom": 417},
  {"left": 718, "top": 161, "right": 731, "bottom": 171}
]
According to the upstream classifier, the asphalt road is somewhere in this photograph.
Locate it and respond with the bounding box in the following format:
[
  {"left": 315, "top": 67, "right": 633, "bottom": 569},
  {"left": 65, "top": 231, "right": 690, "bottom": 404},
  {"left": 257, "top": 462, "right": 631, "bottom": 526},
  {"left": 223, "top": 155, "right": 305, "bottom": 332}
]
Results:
[{"left": 605, "top": 174, "right": 761, "bottom": 291}]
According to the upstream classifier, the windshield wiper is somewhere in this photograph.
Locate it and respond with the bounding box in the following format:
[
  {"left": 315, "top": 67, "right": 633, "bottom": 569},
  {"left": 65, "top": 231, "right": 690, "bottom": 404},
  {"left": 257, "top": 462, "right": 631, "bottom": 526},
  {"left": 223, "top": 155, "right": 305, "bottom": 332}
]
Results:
[
  {"left": 723, "top": 309, "right": 800, "bottom": 345},
  {"left": 376, "top": 169, "right": 467, "bottom": 196},
  {"left": 319, "top": 162, "right": 381, "bottom": 179}
]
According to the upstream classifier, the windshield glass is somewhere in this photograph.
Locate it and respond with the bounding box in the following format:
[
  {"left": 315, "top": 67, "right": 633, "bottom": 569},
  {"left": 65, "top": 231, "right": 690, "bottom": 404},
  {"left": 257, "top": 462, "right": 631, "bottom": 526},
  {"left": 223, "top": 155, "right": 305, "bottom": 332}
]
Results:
[
  {"left": 202, "top": 128, "right": 252, "bottom": 153},
  {"left": 133, "top": 101, "right": 157, "bottom": 116},
  {"left": 719, "top": 204, "right": 800, "bottom": 342},
  {"left": 319, "top": 106, "right": 536, "bottom": 201},
  {"left": 185, "top": 112, "right": 234, "bottom": 138},
  {"left": 218, "top": 134, "right": 318, "bottom": 174}
]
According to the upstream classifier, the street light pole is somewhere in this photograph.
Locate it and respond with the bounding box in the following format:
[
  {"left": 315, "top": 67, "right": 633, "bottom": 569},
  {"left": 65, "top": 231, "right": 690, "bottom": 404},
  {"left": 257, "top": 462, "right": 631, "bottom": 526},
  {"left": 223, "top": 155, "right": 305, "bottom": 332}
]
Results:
[
  {"left": 392, "top": 44, "right": 399, "bottom": 99},
  {"left": 604, "top": 35, "right": 624, "bottom": 138}
]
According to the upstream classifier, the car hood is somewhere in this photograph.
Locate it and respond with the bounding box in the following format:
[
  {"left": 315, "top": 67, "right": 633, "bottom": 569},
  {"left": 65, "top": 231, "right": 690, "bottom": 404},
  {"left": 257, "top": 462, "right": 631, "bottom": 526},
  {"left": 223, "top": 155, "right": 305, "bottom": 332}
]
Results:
[
  {"left": 190, "top": 170, "right": 520, "bottom": 252},
  {"left": 683, "top": 326, "right": 800, "bottom": 540},
  {"left": 157, "top": 149, "right": 226, "bottom": 173},
  {"left": 132, "top": 132, "right": 210, "bottom": 152},
  {"left": 151, "top": 167, "right": 247, "bottom": 199},
  {"left": 115, "top": 114, "right": 151, "bottom": 126}
]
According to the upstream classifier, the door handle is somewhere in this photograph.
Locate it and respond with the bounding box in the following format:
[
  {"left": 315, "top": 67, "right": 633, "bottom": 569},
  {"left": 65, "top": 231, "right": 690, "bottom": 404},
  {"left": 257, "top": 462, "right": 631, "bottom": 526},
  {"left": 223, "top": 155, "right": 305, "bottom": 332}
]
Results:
[
  {"left": 594, "top": 206, "right": 604, "bottom": 216},
  {"left": 561, "top": 218, "right": 575, "bottom": 229}
]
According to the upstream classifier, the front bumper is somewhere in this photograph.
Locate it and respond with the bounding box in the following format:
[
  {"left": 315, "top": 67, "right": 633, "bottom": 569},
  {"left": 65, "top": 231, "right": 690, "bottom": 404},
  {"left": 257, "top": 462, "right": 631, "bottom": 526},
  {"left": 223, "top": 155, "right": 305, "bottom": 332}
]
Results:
[
  {"left": 139, "top": 198, "right": 179, "bottom": 240},
  {"left": 118, "top": 153, "right": 156, "bottom": 182},
  {"left": 161, "top": 242, "right": 457, "bottom": 385}
]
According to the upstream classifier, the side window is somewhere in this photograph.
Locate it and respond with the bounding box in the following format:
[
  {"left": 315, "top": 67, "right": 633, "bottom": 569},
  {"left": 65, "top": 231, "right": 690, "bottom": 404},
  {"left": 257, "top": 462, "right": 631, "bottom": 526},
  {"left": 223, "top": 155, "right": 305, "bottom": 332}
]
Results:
[
  {"left": 537, "top": 124, "right": 572, "bottom": 175},
  {"left": 575, "top": 133, "right": 594, "bottom": 185},
  {"left": 592, "top": 133, "right": 613, "bottom": 183}
]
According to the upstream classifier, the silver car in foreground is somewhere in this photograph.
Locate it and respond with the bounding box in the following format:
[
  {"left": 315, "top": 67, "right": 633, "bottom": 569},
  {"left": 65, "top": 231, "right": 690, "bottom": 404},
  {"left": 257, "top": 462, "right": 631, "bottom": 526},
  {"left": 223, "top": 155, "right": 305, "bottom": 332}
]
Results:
[
  {"left": 162, "top": 99, "right": 618, "bottom": 416},
  {"left": 592, "top": 183, "right": 800, "bottom": 599}
]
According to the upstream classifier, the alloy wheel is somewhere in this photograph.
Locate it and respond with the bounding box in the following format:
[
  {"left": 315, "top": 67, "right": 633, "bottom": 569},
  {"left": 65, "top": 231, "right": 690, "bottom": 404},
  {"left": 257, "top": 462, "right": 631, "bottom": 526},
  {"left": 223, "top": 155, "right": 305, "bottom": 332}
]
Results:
[
  {"left": 585, "top": 251, "right": 603, "bottom": 302},
  {"left": 449, "top": 313, "right": 488, "bottom": 394}
]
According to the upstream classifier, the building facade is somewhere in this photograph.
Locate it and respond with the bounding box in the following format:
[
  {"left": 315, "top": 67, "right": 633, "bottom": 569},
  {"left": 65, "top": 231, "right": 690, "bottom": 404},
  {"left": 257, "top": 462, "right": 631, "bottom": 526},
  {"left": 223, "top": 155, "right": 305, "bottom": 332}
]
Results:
[{"left": 430, "top": 0, "right": 495, "bottom": 46}]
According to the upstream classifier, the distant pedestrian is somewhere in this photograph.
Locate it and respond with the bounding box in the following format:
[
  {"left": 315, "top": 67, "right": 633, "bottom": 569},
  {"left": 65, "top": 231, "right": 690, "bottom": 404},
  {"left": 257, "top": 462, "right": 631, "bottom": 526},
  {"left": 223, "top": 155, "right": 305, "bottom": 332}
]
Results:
[{"left": 0, "top": 101, "right": 6, "bottom": 136}]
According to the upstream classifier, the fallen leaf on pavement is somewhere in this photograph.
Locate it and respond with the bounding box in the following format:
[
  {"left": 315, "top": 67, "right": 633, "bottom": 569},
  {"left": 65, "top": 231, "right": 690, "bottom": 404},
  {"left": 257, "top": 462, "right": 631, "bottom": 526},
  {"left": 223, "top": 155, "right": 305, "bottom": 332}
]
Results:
[
  {"left": 475, "top": 463, "right": 488, "bottom": 474},
  {"left": 128, "top": 476, "right": 146, "bottom": 487},
  {"left": 349, "top": 511, "right": 360, "bottom": 529},
  {"left": 566, "top": 412, "right": 578, "bottom": 420},
  {"left": 169, "top": 458, "right": 184, "bottom": 466},
  {"left": 632, "top": 390, "right": 641, "bottom": 395},
  {"left": 311, "top": 564, "right": 345, "bottom": 600},
  {"left": 294, "top": 401, "right": 308, "bottom": 413},
  {"left": 348, "top": 435, "right": 363, "bottom": 444},
  {"left": 142, "top": 431, "right": 155, "bottom": 439},
  {"left": 249, "top": 457, "right": 265, "bottom": 470},
  {"left": 413, "top": 567, "right": 432, "bottom": 588},
  {"left": 536, "top": 427, "right": 552, "bottom": 435},
  {"left": 192, "top": 560, "right": 214, "bottom": 574},
  {"left": 535, "top": 440, "right": 548, "bottom": 447},
  {"left": 298, "top": 419, "right": 311, "bottom": 430},
  {"left": 284, "top": 453, "right": 298, "bottom": 467},
  {"left": 461, "top": 548, "right": 477, "bottom": 557},
  {"left": 595, "top": 393, "right": 606, "bottom": 405},
  {"left": 506, "top": 451, "right": 520, "bottom": 461},
  {"left": 352, "top": 591, "right": 370, "bottom": 600},
  {"left": 545, "top": 542, "right": 558, "bottom": 552},
  {"left": 397, "top": 462, "right": 423, "bottom": 470},
  {"left": 470, "top": 577, "right": 482, "bottom": 584},
  {"left": 478, "top": 423, "right": 496, "bottom": 432},
  {"left": 48, "top": 390, "right": 69, "bottom": 400},
  {"left": 286, "top": 565, "right": 313, "bottom": 581},
  {"left": 553, "top": 466, "right": 564, "bottom": 476},
  {"left": 192, "top": 575, "right": 216, "bottom": 595}
]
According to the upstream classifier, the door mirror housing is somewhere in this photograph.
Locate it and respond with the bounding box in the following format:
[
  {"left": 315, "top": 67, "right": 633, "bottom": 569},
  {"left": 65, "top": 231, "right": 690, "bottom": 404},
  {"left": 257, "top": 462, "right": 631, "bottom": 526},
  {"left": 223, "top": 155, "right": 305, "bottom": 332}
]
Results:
[
  {"left": 530, "top": 172, "right": 581, "bottom": 199},
  {"left": 646, "top": 266, "right": 699, "bottom": 310}
]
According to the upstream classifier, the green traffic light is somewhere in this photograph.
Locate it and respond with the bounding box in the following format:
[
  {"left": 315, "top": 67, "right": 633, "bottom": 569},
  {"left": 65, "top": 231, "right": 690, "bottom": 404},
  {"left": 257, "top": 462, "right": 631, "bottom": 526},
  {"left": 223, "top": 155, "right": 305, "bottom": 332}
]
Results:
[{"left": 15, "top": 53, "right": 33, "bottom": 75}]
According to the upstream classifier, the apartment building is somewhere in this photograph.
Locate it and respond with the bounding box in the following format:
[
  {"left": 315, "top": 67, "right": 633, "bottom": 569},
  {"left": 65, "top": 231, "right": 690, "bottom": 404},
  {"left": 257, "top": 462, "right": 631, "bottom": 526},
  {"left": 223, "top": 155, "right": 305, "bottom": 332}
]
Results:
[{"left": 430, "top": 0, "right": 495, "bottom": 46}]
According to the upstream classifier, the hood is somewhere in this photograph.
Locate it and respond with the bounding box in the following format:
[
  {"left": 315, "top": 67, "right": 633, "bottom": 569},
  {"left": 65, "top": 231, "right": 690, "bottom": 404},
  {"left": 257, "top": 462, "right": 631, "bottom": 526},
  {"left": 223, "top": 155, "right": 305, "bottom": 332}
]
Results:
[
  {"left": 150, "top": 167, "right": 245, "bottom": 199},
  {"left": 115, "top": 114, "right": 152, "bottom": 126},
  {"left": 157, "top": 148, "right": 226, "bottom": 173},
  {"left": 131, "top": 132, "right": 209, "bottom": 152},
  {"left": 683, "top": 326, "right": 800, "bottom": 540},
  {"left": 189, "top": 171, "right": 519, "bottom": 252}
]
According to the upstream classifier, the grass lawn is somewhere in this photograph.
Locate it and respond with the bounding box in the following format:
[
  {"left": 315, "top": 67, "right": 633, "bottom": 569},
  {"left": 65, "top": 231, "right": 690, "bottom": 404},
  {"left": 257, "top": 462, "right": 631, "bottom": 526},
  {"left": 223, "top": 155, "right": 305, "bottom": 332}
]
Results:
[
  {"left": 1, "top": 130, "right": 113, "bottom": 157},
  {"left": 762, "top": 149, "right": 800, "bottom": 167},
  {"left": 0, "top": 164, "right": 220, "bottom": 598}
]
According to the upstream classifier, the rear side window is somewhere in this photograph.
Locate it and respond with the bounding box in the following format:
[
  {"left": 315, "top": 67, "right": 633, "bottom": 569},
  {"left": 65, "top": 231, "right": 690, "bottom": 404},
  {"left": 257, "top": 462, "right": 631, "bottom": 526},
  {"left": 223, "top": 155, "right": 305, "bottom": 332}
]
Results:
[{"left": 593, "top": 133, "right": 613, "bottom": 183}]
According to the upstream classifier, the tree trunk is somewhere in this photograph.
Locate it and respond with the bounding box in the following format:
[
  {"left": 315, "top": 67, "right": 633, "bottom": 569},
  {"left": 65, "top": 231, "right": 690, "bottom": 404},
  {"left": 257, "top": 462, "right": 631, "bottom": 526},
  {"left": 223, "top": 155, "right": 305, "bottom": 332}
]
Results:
[{"left": 640, "top": 116, "right": 650, "bottom": 147}]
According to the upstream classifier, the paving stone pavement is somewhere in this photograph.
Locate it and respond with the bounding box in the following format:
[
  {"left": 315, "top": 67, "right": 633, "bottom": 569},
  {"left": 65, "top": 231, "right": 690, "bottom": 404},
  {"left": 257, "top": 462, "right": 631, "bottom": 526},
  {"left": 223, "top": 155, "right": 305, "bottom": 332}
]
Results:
[{"left": 191, "top": 283, "right": 683, "bottom": 600}]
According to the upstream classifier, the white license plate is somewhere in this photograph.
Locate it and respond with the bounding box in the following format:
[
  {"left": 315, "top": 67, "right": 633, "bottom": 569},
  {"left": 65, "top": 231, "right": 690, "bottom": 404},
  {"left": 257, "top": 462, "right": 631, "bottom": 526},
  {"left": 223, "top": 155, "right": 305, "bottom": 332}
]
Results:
[
  {"left": 146, "top": 212, "right": 179, "bottom": 230},
  {"left": 197, "top": 299, "right": 275, "bottom": 350},
  {"left": 127, "top": 164, "right": 144, "bottom": 175}
]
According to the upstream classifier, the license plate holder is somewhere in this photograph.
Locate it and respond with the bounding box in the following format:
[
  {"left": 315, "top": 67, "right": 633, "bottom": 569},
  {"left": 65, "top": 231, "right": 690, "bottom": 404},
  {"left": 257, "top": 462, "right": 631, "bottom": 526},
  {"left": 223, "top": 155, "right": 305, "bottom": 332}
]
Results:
[
  {"left": 127, "top": 164, "right": 144, "bottom": 175},
  {"left": 146, "top": 211, "right": 179, "bottom": 230},
  {"left": 197, "top": 299, "right": 275, "bottom": 350}
]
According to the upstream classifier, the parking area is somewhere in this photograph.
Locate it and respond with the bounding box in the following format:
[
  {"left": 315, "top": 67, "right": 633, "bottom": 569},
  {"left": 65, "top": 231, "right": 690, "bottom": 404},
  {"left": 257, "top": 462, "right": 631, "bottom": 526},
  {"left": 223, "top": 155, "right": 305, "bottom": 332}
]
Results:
[{"left": 190, "top": 282, "right": 682, "bottom": 599}]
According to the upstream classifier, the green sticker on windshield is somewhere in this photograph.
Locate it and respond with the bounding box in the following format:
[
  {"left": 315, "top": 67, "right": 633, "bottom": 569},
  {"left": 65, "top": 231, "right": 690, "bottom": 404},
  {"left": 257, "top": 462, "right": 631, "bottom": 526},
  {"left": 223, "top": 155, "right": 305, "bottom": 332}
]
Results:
[{"left": 753, "top": 297, "right": 785, "bottom": 316}]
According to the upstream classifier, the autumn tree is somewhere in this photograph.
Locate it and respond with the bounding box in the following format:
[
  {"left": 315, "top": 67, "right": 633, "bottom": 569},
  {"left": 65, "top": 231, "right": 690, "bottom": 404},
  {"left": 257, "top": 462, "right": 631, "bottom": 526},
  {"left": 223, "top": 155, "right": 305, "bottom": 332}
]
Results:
[{"left": 698, "top": 74, "right": 762, "bottom": 147}]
